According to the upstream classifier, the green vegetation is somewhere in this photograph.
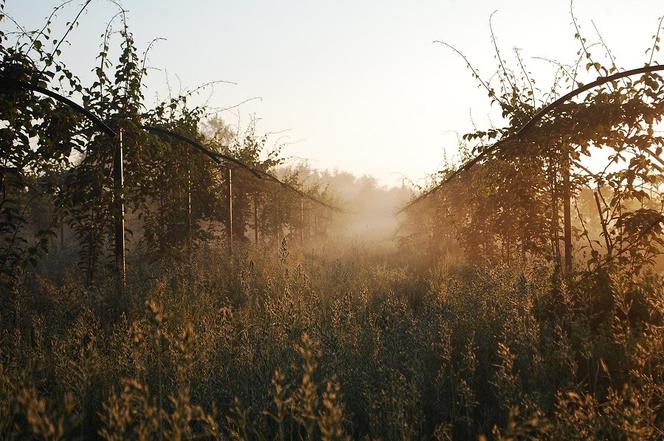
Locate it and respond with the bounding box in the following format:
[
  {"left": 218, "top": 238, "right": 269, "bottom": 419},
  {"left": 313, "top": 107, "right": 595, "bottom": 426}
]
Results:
[{"left": 2, "top": 1, "right": 664, "bottom": 439}]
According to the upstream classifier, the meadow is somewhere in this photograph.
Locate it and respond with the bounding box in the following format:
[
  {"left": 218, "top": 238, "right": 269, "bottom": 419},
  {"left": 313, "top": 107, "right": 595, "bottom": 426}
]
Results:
[
  {"left": 1, "top": 240, "right": 663, "bottom": 440},
  {"left": 2, "top": 1, "right": 664, "bottom": 439}
]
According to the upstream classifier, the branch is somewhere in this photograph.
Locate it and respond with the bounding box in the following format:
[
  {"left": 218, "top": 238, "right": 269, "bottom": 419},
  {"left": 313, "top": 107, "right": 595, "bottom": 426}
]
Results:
[
  {"left": 648, "top": 15, "right": 664, "bottom": 65},
  {"left": 514, "top": 48, "right": 535, "bottom": 105},
  {"left": 489, "top": 10, "right": 516, "bottom": 94},
  {"left": 26, "top": 0, "right": 75, "bottom": 55},
  {"left": 398, "top": 64, "right": 664, "bottom": 213},
  {"left": 40, "top": 0, "right": 93, "bottom": 77},
  {"left": 433, "top": 40, "right": 505, "bottom": 108}
]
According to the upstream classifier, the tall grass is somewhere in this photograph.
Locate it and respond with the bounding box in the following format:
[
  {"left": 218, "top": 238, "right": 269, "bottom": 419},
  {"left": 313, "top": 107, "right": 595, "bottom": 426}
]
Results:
[{"left": 1, "top": 243, "right": 663, "bottom": 439}]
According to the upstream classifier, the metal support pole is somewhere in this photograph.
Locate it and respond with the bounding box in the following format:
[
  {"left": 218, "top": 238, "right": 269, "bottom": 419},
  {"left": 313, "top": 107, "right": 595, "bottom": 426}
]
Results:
[
  {"left": 187, "top": 165, "right": 192, "bottom": 263},
  {"left": 300, "top": 198, "right": 304, "bottom": 243},
  {"left": 308, "top": 204, "right": 312, "bottom": 239},
  {"left": 254, "top": 193, "right": 259, "bottom": 248},
  {"left": 60, "top": 213, "right": 65, "bottom": 250},
  {"left": 226, "top": 167, "right": 233, "bottom": 255},
  {"left": 114, "top": 128, "right": 126, "bottom": 289},
  {"left": 562, "top": 148, "right": 573, "bottom": 274},
  {"left": 549, "top": 157, "right": 561, "bottom": 269}
]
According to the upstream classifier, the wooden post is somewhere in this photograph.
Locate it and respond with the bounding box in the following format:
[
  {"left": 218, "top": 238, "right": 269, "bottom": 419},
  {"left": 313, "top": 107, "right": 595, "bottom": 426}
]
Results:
[
  {"left": 562, "top": 148, "right": 573, "bottom": 274},
  {"left": 226, "top": 167, "right": 233, "bottom": 255},
  {"left": 113, "top": 128, "right": 126, "bottom": 289}
]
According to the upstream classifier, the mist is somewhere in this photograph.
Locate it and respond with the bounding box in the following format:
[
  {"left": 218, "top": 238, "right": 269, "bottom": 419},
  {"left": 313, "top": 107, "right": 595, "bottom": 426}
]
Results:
[{"left": 280, "top": 167, "right": 413, "bottom": 247}]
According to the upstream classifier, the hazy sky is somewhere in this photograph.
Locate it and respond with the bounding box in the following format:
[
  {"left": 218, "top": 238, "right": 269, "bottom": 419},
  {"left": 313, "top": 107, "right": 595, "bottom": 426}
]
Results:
[{"left": 7, "top": 0, "right": 664, "bottom": 186}]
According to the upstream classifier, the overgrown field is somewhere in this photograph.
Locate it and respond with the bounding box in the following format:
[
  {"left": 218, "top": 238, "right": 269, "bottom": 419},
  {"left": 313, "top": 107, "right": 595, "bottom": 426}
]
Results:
[
  {"left": 3, "top": 1, "right": 664, "bottom": 439},
  {"left": 1, "top": 243, "right": 663, "bottom": 440}
]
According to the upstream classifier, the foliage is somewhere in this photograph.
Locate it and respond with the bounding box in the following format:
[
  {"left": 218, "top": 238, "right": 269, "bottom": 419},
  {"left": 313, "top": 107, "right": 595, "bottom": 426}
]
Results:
[
  {"left": 0, "top": 2, "right": 334, "bottom": 290},
  {"left": 2, "top": 3, "right": 664, "bottom": 440},
  {"left": 402, "top": 11, "right": 664, "bottom": 277}
]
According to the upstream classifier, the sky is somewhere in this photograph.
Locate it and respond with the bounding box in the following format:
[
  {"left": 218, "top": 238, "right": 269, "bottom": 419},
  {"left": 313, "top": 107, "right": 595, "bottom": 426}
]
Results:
[{"left": 6, "top": 0, "right": 664, "bottom": 187}]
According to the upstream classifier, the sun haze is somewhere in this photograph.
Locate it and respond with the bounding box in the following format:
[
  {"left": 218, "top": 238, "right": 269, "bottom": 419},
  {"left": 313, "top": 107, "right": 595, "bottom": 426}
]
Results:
[{"left": 9, "top": 0, "right": 661, "bottom": 186}]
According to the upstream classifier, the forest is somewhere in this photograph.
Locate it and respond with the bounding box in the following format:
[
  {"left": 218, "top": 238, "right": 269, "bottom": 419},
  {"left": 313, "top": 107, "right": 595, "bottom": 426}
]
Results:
[{"left": 2, "top": 1, "right": 664, "bottom": 439}]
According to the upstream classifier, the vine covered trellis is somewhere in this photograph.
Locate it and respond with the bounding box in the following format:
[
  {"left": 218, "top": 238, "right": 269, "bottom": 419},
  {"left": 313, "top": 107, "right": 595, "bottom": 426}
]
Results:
[
  {"left": 0, "top": 0, "right": 341, "bottom": 294},
  {"left": 399, "top": 11, "right": 664, "bottom": 281}
]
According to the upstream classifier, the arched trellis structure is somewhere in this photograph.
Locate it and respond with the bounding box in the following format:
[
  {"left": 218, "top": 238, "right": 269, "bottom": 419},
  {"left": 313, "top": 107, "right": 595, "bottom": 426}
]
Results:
[
  {"left": 397, "top": 64, "right": 664, "bottom": 273},
  {"left": 399, "top": 64, "right": 664, "bottom": 214},
  {"left": 0, "top": 76, "right": 343, "bottom": 288},
  {"left": 142, "top": 124, "right": 344, "bottom": 213},
  {"left": 142, "top": 124, "right": 345, "bottom": 255}
]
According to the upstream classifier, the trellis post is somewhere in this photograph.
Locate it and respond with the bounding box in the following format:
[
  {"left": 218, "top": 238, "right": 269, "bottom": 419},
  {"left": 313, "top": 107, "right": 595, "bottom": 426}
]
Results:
[
  {"left": 562, "top": 147, "right": 572, "bottom": 274},
  {"left": 300, "top": 198, "right": 305, "bottom": 243},
  {"left": 114, "top": 128, "right": 126, "bottom": 289},
  {"left": 226, "top": 166, "right": 233, "bottom": 255},
  {"left": 254, "top": 193, "right": 259, "bottom": 248},
  {"left": 187, "top": 164, "right": 192, "bottom": 263}
]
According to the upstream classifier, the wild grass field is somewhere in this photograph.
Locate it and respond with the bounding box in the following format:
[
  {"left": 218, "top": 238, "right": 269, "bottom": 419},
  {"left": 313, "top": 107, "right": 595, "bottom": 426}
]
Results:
[
  {"left": 3, "top": 1, "right": 664, "bottom": 439},
  {"left": 2, "top": 241, "right": 663, "bottom": 440}
]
